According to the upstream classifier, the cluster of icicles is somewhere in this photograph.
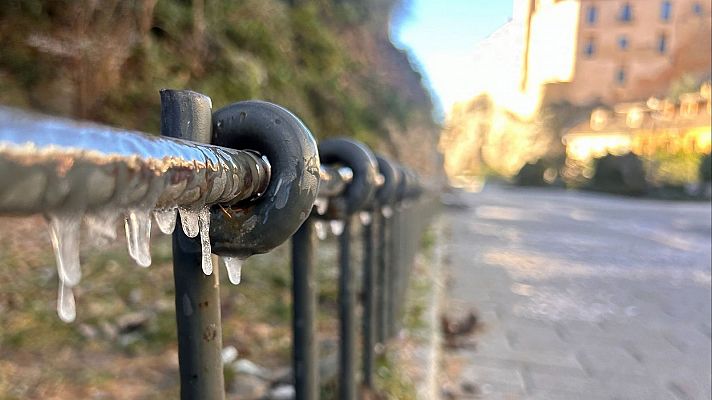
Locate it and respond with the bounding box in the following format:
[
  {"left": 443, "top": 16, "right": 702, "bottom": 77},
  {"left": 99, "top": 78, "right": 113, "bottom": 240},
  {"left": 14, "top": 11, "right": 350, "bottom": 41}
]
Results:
[
  {"left": 47, "top": 206, "right": 244, "bottom": 323},
  {"left": 311, "top": 197, "right": 393, "bottom": 240},
  {"left": 48, "top": 199, "right": 394, "bottom": 323}
]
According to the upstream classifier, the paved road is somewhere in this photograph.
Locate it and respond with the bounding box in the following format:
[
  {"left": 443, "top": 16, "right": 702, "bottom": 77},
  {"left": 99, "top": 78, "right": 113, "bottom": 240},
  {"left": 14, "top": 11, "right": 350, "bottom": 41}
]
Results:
[{"left": 442, "top": 185, "right": 711, "bottom": 400}]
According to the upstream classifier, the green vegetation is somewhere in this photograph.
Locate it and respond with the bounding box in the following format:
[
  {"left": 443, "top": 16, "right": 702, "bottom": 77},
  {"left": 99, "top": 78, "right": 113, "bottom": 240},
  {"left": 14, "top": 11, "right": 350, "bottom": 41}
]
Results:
[
  {"left": 0, "top": 216, "right": 347, "bottom": 398},
  {"left": 667, "top": 73, "right": 704, "bottom": 102},
  {"left": 374, "top": 352, "right": 418, "bottom": 399},
  {"left": 700, "top": 153, "right": 712, "bottom": 182},
  {"left": 591, "top": 153, "right": 647, "bottom": 196},
  {"left": 648, "top": 151, "right": 705, "bottom": 187},
  {"left": 0, "top": 210, "right": 441, "bottom": 398},
  {"left": 0, "top": 0, "right": 438, "bottom": 158}
]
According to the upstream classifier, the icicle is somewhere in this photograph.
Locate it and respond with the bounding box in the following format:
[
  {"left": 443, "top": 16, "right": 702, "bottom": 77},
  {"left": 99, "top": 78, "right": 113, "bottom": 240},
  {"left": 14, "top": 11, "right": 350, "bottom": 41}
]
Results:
[
  {"left": 314, "top": 221, "right": 328, "bottom": 240},
  {"left": 57, "top": 280, "right": 76, "bottom": 323},
  {"left": 223, "top": 256, "right": 243, "bottom": 285},
  {"left": 178, "top": 208, "right": 200, "bottom": 238},
  {"left": 314, "top": 197, "right": 328, "bottom": 215},
  {"left": 330, "top": 220, "right": 345, "bottom": 236},
  {"left": 198, "top": 207, "right": 213, "bottom": 275},
  {"left": 124, "top": 209, "right": 152, "bottom": 267},
  {"left": 47, "top": 213, "right": 82, "bottom": 287},
  {"left": 359, "top": 211, "right": 372, "bottom": 226},
  {"left": 84, "top": 210, "right": 118, "bottom": 245},
  {"left": 154, "top": 208, "right": 177, "bottom": 234},
  {"left": 382, "top": 206, "right": 394, "bottom": 219}
]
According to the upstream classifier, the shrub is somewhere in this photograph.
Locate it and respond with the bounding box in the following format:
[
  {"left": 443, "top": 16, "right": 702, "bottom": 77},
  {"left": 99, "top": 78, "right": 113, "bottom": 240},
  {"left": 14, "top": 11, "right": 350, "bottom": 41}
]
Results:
[{"left": 591, "top": 152, "right": 647, "bottom": 195}]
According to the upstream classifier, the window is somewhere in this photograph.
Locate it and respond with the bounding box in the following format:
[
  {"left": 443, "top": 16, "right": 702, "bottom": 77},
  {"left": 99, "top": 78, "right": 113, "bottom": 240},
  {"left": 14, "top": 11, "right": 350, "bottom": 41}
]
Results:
[
  {"left": 584, "top": 37, "right": 596, "bottom": 57},
  {"left": 661, "top": 1, "right": 672, "bottom": 21},
  {"left": 586, "top": 5, "right": 598, "bottom": 24},
  {"left": 616, "top": 67, "right": 627, "bottom": 85},
  {"left": 619, "top": 3, "right": 633, "bottom": 22},
  {"left": 681, "top": 100, "right": 698, "bottom": 117},
  {"left": 693, "top": 2, "right": 703, "bottom": 15},
  {"left": 626, "top": 108, "right": 644, "bottom": 128},
  {"left": 618, "top": 35, "right": 629, "bottom": 50},
  {"left": 658, "top": 32, "right": 668, "bottom": 54}
]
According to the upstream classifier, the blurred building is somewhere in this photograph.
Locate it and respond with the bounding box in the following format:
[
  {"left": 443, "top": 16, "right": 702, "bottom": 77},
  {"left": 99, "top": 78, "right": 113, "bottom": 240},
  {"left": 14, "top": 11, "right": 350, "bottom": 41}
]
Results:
[
  {"left": 563, "top": 82, "right": 712, "bottom": 161},
  {"left": 521, "top": 0, "right": 712, "bottom": 106},
  {"left": 441, "top": 0, "right": 712, "bottom": 183}
]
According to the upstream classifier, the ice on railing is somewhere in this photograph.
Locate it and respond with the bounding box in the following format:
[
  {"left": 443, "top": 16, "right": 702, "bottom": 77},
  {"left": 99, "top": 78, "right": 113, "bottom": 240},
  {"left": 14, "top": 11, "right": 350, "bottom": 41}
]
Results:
[
  {"left": 314, "top": 221, "right": 328, "bottom": 240},
  {"left": 330, "top": 220, "right": 345, "bottom": 236},
  {"left": 314, "top": 197, "right": 328, "bottom": 215},
  {"left": 154, "top": 208, "right": 177, "bottom": 235},
  {"left": 223, "top": 256, "right": 243, "bottom": 285},
  {"left": 178, "top": 208, "right": 201, "bottom": 238},
  {"left": 57, "top": 281, "right": 76, "bottom": 323},
  {"left": 359, "top": 211, "right": 372, "bottom": 226},
  {"left": 85, "top": 211, "right": 119, "bottom": 244},
  {"left": 198, "top": 208, "right": 213, "bottom": 275},
  {"left": 125, "top": 209, "right": 152, "bottom": 268},
  {"left": 48, "top": 214, "right": 82, "bottom": 287},
  {"left": 45, "top": 205, "right": 218, "bottom": 322},
  {"left": 48, "top": 213, "right": 81, "bottom": 322},
  {"left": 0, "top": 107, "right": 276, "bottom": 323}
]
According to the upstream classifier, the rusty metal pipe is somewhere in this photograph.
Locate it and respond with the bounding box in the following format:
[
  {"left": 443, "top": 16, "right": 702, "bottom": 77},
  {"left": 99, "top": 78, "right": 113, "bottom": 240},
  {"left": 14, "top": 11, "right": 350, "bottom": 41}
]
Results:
[
  {"left": 317, "top": 165, "right": 353, "bottom": 198},
  {"left": 0, "top": 106, "right": 270, "bottom": 216}
]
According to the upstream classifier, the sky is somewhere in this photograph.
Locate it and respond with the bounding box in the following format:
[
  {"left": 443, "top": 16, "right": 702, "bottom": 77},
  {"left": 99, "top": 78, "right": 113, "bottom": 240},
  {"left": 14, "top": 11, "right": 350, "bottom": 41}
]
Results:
[{"left": 392, "top": 0, "right": 514, "bottom": 115}]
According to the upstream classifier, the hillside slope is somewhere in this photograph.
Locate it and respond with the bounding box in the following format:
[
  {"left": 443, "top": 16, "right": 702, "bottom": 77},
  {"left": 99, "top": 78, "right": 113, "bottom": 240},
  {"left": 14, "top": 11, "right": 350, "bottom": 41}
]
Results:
[{"left": 0, "top": 0, "right": 441, "bottom": 177}]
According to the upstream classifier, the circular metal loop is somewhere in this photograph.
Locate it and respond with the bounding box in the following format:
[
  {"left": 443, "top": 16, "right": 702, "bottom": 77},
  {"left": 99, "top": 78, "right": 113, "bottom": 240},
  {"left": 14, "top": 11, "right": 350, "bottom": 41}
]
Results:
[
  {"left": 395, "top": 166, "right": 421, "bottom": 202},
  {"left": 395, "top": 167, "right": 408, "bottom": 202},
  {"left": 210, "top": 101, "right": 320, "bottom": 258},
  {"left": 318, "top": 138, "right": 379, "bottom": 215},
  {"left": 375, "top": 155, "right": 399, "bottom": 206},
  {"left": 404, "top": 168, "right": 422, "bottom": 199}
]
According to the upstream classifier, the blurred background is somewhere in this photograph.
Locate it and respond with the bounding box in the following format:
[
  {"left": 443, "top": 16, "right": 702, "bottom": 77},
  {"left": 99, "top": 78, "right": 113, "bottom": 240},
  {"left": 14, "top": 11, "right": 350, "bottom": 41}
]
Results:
[
  {"left": 435, "top": 0, "right": 711, "bottom": 197},
  {"left": 0, "top": 0, "right": 710, "bottom": 399}
]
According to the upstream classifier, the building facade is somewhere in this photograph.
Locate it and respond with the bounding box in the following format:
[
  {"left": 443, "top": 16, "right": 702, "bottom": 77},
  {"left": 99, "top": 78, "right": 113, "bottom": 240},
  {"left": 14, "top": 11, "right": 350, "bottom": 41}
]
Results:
[
  {"left": 440, "top": 0, "right": 711, "bottom": 183},
  {"left": 563, "top": 82, "right": 711, "bottom": 163},
  {"left": 521, "top": 0, "right": 712, "bottom": 106}
]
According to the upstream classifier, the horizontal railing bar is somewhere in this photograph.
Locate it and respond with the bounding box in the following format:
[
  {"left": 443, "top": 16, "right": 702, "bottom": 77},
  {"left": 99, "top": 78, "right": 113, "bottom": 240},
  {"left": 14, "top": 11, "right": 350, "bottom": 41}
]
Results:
[
  {"left": 318, "top": 165, "right": 353, "bottom": 198},
  {"left": 0, "top": 106, "right": 271, "bottom": 215}
]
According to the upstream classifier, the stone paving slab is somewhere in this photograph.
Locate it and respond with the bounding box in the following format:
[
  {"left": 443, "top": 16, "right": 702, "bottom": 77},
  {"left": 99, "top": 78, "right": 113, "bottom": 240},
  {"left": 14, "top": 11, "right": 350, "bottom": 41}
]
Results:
[{"left": 441, "top": 186, "right": 711, "bottom": 400}]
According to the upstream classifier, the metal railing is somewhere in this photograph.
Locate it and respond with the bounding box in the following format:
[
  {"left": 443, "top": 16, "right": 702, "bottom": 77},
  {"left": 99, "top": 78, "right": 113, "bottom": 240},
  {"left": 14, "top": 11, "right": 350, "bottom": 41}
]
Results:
[
  {"left": 0, "top": 89, "right": 427, "bottom": 400},
  {"left": 292, "top": 141, "right": 424, "bottom": 400}
]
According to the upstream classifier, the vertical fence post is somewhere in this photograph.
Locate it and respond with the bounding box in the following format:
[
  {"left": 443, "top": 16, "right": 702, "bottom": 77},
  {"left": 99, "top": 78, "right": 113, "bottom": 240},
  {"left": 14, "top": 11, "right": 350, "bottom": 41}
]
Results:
[
  {"left": 291, "top": 218, "right": 318, "bottom": 400},
  {"left": 376, "top": 208, "right": 390, "bottom": 345},
  {"left": 387, "top": 205, "right": 401, "bottom": 339},
  {"left": 396, "top": 202, "right": 413, "bottom": 334},
  {"left": 338, "top": 216, "right": 357, "bottom": 400},
  {"left": 161, "top": 90, "right": 226, "bottom": 400},
  {"left": 361, "top": 210, "right": 376, "bottom": 388},
  {"left": 390, "top": 205, "right": 401, "bottom": 338}
]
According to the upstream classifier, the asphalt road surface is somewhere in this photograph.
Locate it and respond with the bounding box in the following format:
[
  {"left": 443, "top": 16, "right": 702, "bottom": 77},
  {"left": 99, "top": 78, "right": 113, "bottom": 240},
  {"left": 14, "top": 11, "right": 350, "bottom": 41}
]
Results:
[{"left": 442, "top": 185, "right": 711, "bottom": 400}]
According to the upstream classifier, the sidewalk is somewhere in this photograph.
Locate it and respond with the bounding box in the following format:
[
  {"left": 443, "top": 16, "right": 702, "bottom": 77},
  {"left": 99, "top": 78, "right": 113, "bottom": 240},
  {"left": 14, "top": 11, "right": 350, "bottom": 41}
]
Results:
[{"left": 441, "top": 186, "right": 711, "bottom": 400}]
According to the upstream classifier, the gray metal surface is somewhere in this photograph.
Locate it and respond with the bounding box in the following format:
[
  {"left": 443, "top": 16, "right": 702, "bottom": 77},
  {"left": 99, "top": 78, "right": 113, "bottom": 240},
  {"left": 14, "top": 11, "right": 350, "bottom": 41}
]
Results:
[
  {"left": 209, "top": 100, "right": 320, "bottom": 259},
  {"left": 318, "top": 165, "right": 353, "bottom": 198},
  {"left": 291, "top": 219, "right": 319, "bottom": 400},
  {"left": 338, "top": 216, "right": 357, "bottom": 400},
  {"left": 0, "top": 106, "right": 270, "bottom": 215},
  {"left": 161, "top": 90, "right": 226, "bottom": 400},
  {"left": 361, "top": 211, "right": 376, "bottom": 388},
  {"left": 376, "top": 209, "right": 391, "bottom": 344}
]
